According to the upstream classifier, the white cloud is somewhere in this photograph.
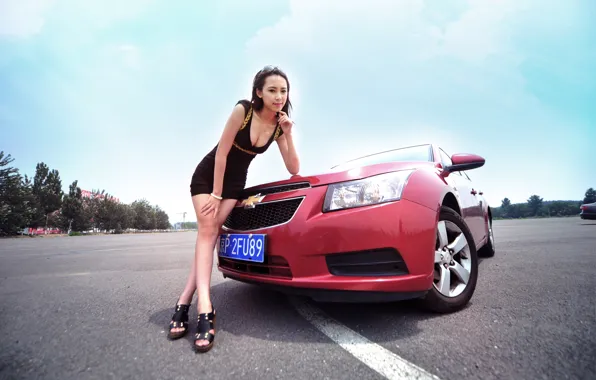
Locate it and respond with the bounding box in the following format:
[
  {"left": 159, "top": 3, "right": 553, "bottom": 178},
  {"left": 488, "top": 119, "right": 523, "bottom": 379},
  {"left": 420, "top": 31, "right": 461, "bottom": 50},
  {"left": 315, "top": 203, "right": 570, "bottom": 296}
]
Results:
[
  {"left": 117, "top": 44, "right": 141, "bottom": 69},
  {"left": 0, "top": 0, "right": 156, "bottom": 38},
  {"left": 245, "top": 0, "right": 531, "bottom": 65},
  {"left": 436, "top": 0, "right": 526, "bottom": 63},
  {"left": 245, "top": 0, "right": 431, "bottom": 63},
  {"left": 48, "top": 0, "right": 157, "bottom": 30},
  {"left": 0, "top": 0, "right": 55, "bottom": 37}
]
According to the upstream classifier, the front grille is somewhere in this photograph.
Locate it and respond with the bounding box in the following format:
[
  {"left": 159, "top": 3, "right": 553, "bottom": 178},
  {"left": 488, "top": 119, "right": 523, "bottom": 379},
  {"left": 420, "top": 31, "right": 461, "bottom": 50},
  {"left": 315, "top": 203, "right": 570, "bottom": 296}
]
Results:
[
  {"left": 326, "top": 248, "right": 409, "bottom": 277},
  {"left": 223, "top": 197, "right": 303, "bottom": 231},
  {"left": 240, "top": 182, "right": 310, "bottom": 198},
  {"left": 219, "top": 255, "right": 292, "bottom": 279}
]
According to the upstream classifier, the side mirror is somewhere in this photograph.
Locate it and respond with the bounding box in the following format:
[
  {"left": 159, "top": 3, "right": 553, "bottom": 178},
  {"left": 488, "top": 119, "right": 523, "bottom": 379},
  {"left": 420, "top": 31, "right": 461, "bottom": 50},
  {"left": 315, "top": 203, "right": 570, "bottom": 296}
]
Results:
[{"left": 444, "top": 153, "right": 485, "bottom": 173}]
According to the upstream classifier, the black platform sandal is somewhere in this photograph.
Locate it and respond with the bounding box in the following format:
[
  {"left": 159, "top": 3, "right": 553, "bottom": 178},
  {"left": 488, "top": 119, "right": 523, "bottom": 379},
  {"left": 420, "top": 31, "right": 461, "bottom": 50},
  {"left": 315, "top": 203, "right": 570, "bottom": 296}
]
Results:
[
  {"left": 167, "top": 303, "right": 190, "bottom": 340},
  {"left": 193, "top": 308, "right": 216, "bottom": 353}
]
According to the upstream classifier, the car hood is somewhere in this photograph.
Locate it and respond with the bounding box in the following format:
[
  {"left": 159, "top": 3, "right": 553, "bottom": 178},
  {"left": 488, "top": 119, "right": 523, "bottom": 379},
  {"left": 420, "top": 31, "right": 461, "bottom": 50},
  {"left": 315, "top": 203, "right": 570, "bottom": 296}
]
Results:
[{"left": 244, "top": 161, "right": 434, "bottom": 191}]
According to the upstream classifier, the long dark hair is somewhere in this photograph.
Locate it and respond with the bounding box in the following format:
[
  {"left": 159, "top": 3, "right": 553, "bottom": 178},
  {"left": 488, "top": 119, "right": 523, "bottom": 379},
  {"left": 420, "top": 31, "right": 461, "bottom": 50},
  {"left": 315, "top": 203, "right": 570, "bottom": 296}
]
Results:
[{"left": 251, "top": 65, "right": 293, "bottom": 116}]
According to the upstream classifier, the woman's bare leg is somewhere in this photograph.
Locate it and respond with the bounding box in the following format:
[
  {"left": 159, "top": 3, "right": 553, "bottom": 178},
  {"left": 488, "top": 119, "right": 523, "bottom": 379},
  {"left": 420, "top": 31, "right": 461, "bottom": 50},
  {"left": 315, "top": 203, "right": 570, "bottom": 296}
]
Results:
[
  {"left": 168, "top": 232, "right": 200, "bottom": 335},
  {"left": 192, "top": 194, "right": 238, "bottom": 348},
  {"left": 169, "top": 194, "right": 237, "bottom": 337}
]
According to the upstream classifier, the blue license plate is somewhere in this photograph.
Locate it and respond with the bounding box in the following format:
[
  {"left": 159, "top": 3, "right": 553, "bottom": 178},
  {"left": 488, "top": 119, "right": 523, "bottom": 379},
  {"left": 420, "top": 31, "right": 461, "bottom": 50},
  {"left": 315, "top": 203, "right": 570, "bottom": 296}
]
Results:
[{"left": 218, "top": 233, "right": 266, "bottom": 263}]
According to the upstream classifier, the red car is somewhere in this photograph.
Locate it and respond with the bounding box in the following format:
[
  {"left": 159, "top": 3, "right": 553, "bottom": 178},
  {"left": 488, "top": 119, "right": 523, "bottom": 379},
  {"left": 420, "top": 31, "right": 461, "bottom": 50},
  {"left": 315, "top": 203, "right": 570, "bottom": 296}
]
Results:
[{"left": 217, "top": 144, "right": 495, "bottom": 313}]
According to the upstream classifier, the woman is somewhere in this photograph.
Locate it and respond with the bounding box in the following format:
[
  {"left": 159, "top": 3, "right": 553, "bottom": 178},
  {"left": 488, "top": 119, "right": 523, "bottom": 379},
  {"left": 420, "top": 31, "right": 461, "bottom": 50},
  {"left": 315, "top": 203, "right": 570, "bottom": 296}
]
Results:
[{"left": 167, "top": 66, "right": 300, "bottom": 353}]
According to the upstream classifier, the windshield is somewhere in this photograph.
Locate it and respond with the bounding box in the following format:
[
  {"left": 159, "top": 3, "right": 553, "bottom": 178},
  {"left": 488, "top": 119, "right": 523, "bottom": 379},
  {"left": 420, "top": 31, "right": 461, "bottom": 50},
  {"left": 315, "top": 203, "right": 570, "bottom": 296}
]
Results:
[{"left": 331, "top": 144, "right": 433, "bottom": 171}]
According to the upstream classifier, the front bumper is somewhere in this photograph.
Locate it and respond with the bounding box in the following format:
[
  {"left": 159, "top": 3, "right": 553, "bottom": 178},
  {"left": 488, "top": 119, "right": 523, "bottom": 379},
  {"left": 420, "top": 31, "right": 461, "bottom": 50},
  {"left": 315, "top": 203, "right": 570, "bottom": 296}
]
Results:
[{"left": 217, "top": 185, "right": 438, "bottom": 298}]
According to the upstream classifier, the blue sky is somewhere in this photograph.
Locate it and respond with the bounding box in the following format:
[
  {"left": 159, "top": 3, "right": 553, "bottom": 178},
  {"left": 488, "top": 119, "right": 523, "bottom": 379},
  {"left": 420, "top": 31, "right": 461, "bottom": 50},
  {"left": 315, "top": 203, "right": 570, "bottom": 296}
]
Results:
[{"left": 1, "top": 0, "right": 594, "bottom": 223}]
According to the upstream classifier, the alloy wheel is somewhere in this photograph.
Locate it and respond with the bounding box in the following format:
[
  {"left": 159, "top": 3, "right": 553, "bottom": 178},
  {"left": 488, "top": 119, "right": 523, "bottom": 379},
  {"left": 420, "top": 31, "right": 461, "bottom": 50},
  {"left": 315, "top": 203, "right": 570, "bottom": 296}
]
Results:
[{"left": 433, "top": 220, "right": 472, "bottom": 298}]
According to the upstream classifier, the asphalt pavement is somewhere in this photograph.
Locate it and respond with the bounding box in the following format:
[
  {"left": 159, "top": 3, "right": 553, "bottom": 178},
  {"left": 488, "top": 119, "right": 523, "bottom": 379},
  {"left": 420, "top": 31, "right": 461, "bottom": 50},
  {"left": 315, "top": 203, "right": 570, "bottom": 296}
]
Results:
[{"left": 1, "top": 217, "right": 594, "bottom": 380}]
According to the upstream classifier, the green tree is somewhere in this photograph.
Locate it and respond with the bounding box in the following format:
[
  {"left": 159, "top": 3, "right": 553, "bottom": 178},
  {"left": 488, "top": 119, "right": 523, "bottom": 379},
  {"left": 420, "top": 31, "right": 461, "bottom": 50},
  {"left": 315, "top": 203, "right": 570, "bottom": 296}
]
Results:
[
  {"left": 60, "top": 180, "right": 92, "bottom": 232},
  {"left": 583, "top": 188, "right": 596, "bottom": 204},
  {"left": 85, "top": 189, "right": 108, "bottom": 230},
  {"left": 153, "top": 205, "right": 171, "bottom": 230},
  {"left": 120, "top": 203, "right": 136, "bottom": 231},
  {"left": 30, "top": 163, "right": 48, "bottom": 227},
  {"left": 507, "top": 203, "right": 525, "bottom": 218},
  {"left": 131, "top": 199, "right": 153, "bottom": 230},
  {"left": 547, "top": 201, "right": 565, "bottom": 217},
  {"left": 500, "top": 197, "right": 511, "bottom": 217},
  {"left": 527, "top": 195, "right": 543, "bottom": 216},
  {"left": 44, "top": 169, "right": 63, "bottom": 216},
  {"left": 20, "top": 175, "right": 39, "bottom": 228},
  {"left": 31, "top": 162, "right": 64, "bottom": 228},
  {"left": 0, "top": 151, "right": 172, "bottom": 235},
  {"left": 0, "top": 152, "right": 36, "bottom": 235},
  {"left": 94, "top": 192, "right": 131, "bottom": 232},
  {"left": 94, "top": 194, "right": 113, "bottom": 231}
]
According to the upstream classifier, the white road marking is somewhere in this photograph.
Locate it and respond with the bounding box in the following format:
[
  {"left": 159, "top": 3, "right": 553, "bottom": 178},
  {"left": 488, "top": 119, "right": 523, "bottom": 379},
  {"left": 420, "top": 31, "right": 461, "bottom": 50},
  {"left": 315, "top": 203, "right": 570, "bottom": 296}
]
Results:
[
  {"left": 62, "top": 272, "right": 91, "bottom": 276},
  {"left": 290, "top": 297, "right": 441, "bottom": 380}
]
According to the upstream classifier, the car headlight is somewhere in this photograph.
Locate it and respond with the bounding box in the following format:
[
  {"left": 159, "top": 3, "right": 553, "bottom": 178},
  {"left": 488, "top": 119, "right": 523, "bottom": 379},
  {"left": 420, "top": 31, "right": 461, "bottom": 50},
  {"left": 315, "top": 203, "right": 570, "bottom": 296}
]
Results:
[{"left": 322, "top": 170, "right": 414, "bottom": 212}]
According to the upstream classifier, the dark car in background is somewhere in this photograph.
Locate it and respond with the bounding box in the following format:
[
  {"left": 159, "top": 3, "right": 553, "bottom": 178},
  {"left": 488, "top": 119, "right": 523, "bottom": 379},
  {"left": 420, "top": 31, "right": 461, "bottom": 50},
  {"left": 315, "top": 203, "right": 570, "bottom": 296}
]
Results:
[{"left": 580, "top": 202, "right": 596, "bottom": 220}]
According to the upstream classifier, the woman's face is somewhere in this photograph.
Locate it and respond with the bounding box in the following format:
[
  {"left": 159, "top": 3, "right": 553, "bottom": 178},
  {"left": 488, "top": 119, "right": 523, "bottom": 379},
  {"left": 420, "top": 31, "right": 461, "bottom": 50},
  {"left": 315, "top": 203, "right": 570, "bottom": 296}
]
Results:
[{"left": 258, "top": 75, "right": 288, "bottom": 113}]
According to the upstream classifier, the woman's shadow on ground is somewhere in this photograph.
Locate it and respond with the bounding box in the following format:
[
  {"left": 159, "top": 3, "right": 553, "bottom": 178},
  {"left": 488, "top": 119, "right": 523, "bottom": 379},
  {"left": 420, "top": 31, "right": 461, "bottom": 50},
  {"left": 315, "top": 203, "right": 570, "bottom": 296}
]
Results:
[{"left": 147, "top": 273, "right": 482, "bottom": 346}]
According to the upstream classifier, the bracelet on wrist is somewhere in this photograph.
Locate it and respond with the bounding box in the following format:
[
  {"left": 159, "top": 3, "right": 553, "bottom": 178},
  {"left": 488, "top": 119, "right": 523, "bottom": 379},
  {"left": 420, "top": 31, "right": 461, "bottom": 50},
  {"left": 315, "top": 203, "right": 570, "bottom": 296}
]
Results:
[{"left": 210, "top": 193, "right": 222, "bottom": 200}]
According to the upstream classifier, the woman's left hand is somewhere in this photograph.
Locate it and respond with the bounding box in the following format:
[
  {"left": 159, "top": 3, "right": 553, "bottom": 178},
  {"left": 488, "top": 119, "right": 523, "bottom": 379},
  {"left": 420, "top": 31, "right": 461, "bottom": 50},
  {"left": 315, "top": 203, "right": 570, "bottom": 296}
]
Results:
[{"left": 278, "top": 111, "right": 294, "bottom": 134}]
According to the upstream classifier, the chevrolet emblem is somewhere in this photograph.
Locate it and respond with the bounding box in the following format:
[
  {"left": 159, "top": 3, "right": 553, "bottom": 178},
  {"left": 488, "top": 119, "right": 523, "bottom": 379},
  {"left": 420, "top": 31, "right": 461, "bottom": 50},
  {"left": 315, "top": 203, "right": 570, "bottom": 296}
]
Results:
[{"left": 241, "top": 193, "right": 265, "bottom": 209}]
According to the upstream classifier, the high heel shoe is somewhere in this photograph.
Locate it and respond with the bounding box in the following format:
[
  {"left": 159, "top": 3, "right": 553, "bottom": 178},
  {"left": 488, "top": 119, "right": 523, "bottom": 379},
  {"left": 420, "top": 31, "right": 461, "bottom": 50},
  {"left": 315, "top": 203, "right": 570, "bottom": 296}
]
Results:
[
  {"left": 193, "top": 307, "right": 216, "bottom": 353},
  {"left": 167, "top": 301, "right": 190, "bottom": 340}
]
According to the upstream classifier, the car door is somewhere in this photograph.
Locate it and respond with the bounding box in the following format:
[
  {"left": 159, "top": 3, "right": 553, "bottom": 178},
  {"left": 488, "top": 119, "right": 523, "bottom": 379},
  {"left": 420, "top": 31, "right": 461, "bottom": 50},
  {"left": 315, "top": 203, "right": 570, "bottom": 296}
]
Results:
[
  {"left": 438, "top": 149, "right": 484, "bottom": 244},
  {"left": 456, "top": 170, "right": 486, "bottom": 245}
]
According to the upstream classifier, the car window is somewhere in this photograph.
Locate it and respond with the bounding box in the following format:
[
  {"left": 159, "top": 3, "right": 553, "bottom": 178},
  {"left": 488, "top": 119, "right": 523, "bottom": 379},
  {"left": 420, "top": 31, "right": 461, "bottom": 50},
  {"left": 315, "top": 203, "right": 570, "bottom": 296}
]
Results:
[
  {"left": 331, "top": 144, "right": 433, "bottom": 171},
  {"left": 439, "top": 148, "right": 452, "bottom": 167}
]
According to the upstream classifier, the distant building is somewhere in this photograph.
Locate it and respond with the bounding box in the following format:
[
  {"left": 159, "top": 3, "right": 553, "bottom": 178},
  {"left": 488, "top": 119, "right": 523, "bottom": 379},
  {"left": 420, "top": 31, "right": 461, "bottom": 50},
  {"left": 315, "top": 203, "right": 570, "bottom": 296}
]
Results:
[{"left": 81, "top": 189, "right": 120, "bottom": 203}]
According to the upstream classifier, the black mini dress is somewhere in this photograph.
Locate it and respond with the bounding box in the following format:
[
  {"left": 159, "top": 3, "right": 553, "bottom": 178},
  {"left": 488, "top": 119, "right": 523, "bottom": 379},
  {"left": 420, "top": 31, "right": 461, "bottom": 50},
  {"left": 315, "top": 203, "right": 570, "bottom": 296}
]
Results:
[{"left": 190, "top": 100, "right": 284, "bottom": 200}]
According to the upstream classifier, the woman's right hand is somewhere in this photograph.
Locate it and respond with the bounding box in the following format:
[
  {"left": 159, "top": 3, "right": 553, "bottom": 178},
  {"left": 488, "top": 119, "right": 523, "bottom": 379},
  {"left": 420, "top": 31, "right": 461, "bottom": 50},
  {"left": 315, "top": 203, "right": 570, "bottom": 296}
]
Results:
[{"left": 201, "top": 195, "right": 221, "bottom": 218}]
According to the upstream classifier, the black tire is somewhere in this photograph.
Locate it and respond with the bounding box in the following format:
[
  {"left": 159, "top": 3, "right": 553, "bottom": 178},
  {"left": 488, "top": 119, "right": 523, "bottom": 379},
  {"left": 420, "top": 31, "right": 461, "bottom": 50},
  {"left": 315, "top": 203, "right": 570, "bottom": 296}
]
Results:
[
  {"left": 478, "top": 218, "right": 495, "bottom": 258},
  {"left": 419, "top": 205, "right": 479, "bottom": 314}
]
